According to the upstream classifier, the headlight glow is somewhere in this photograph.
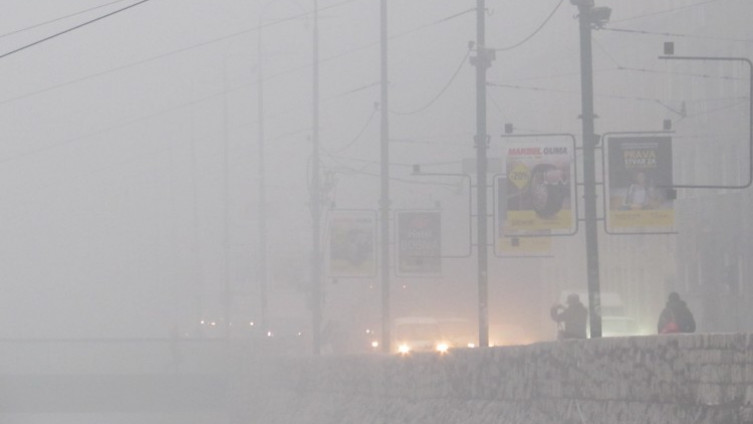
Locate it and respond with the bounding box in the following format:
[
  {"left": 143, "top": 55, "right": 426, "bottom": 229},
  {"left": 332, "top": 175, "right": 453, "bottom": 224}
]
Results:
[
  {"left": 398, "top": 344, "right": 411, "bottom": 354},
  {"left": 436, "top": 343, "right": 450, "bottom": 354}
]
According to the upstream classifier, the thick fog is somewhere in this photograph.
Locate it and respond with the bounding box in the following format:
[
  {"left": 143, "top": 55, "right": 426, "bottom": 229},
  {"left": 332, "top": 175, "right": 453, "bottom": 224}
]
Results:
[{"left": 0, "top": 0, "right": 751, "bottom": 359}]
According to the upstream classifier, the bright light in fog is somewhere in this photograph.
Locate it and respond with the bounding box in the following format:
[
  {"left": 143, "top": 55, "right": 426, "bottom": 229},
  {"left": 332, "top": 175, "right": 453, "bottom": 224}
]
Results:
[
  {"left": 297, "top": 331, "right": 303, "bottom": 336},
  {"left": 398, "top": 344, "right": 411, "bottom": 354},
  {"left": 210, "top": 321, "right": 216, "bottom": 327},
  {"left": 467, "top": 343, "right": 476, "bottom": 348},
  {"left": 267, "top": 331, "right": 273, "bottom": 337},
  {"left": 200, "top": 320, "right": 205, "bottom": 325},
  {"left": 436, "top": 343, "right": 449, "bottom": 354},
  {"left": 249, "top": 321, "right": 255, "bottom": 326},
  {"left": 371, "top": 341, "right": 379, "bottom": 348},
  {"left": 365, "top": 329, "right": 372, "bottom": 334}
]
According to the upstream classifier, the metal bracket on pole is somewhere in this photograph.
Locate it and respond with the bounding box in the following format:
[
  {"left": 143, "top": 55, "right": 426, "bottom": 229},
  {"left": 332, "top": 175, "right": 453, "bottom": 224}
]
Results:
[{"left": 657, "top": 53, "right": 753, "bottom": 190}]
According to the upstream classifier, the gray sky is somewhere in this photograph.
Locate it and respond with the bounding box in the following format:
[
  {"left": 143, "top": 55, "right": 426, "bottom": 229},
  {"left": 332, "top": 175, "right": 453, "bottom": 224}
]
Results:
[{"left": 0, "top": 0, "right": 748, "bottom": 340}]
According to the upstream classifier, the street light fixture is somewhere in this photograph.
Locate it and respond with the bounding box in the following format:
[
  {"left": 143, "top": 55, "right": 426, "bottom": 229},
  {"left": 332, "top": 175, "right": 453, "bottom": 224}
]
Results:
[{"left": 590, "top": 7, "right": 612, "bottom": 28}]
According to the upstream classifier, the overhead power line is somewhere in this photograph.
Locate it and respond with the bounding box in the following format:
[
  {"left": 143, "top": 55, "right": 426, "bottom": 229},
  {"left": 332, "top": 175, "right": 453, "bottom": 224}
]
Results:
[
  {"left": 321, "top": 154, "right": 457, "bottom": 187},
  {"left": 488, "top": 81, "right": 747, "bottom": 119},
  {"left": 610, "top": 0, "right": 726, "bottom": 24},
  {"left": 602, "top": 26, "right": 753, "bottom": 43},
  {"left": 390, "top": 48, "right": 472, "bottom": 116},
  {"left": 495, "top": 0, "right": 565, "bottom": 52},
  {"left": 591, "top": 36, "right": 746, "bottom": 81},
  {"left": 0, "top": 0, "right": 133, "bottom": 41},
  {"left": 0, "top": 0, "right": 374, "bottom": 107},
  {"left": 0, "top": 0, "right": 154, "bottom": 61},
  {"left": 324, "top": 104, "right": 378, "bottom": 154}
]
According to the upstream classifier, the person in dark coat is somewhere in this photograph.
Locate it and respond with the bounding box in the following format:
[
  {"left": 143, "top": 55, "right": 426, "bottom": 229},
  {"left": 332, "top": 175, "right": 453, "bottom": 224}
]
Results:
[
  {"left": 657, "top": 292, "right": 696, "bottom": 334},
  {"left": 551, "top": 293, "right": 588, "bottom": 339}
]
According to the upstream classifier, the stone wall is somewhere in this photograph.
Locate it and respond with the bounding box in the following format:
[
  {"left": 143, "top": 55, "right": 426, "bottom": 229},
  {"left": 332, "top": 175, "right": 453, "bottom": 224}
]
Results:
[{"left": 247, "top": 334, "right": 753, "bottom": 424}]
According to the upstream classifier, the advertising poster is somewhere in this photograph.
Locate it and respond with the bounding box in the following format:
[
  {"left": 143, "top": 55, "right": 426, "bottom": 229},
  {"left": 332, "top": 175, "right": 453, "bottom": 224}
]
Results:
[
  {"left": 606, "top": 136, "right": 674, "bottom": 232},
  {"left": 496, "top": 175, "right": 552, "bottom": 256},
  {"left": 397, "top": 211, "right": 441, "bottom": 275},
  {"left": 499, "top": 141, "right": 576, "bottom": 237},
  {"left": 328, "top": 212, "right": 376, "bottom": 277}
]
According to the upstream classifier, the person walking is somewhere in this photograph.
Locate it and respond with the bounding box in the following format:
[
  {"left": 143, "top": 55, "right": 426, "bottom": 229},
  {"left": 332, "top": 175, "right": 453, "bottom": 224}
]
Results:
[
  {"left": 657, "top": 292, "right": 696, "bottom": 334},
  {"left": 550, "top": 293, "right": 588, "bottom": 339}
]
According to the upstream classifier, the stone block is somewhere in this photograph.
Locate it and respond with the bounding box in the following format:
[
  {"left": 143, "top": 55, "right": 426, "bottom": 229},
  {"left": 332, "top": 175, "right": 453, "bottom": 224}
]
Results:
[{"left": 695, "top": 383, "right": 724, "bottom": 405}]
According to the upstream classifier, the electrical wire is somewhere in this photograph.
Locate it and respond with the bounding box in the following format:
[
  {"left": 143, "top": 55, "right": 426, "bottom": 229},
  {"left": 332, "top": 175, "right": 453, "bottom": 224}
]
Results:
[
  {"left": 390, "top": 49, "right": 472, "bottom": 116},
  {"left": 324, "top": 153, "right": 458, "bottom": 169},
  {"left": 592, "top": 37, "right": 623, "bottom": 68},
  {"left": 610, "top": 0, "right": 726, "bottom": 24},
  {"left": 591, "top": 36, "right": 746, "bottom": 81},
  {"left": 503, "top": 69, "right": 602, "bottom": 84},
  {"left": 683, "top": 99, "right": 747, "bottom": 119},
  {"left": 387, "top": 7, "right": 475, "bottom": 41},
  {"left": 321, "top": 154, "right": 457, "bottom": 187},
  {"left": 0, "top": 0, "right": 133, "bottom": 40},
  {"left": 601, "top": 26, "right": 752, "bottom": 43},
  {"left": 0, "top": 80, "right": 257, "bottom": 167},
  {"left": 263, "top": 7, "right": 478, "bottom": 83},
  {"left": 0, "top": 0, "right": 154, "bottom": 61},
  {"left": 487, "top": 81, "right": 745, "bottom": 113},
  {"left": 494, "top": 0, "right": 565, "bottom": 52},
  {"left": 613, "top": 65, "right": 745, "bottom": 81},
  {"left": 331, "top": 81, "right": 380, "bottom": 99},
  {"left": 324, "top": 105, "right": 378, "bottom": 154},
  {"left": 0, "top": 0, "right": 425, "bottom": 107},
  {"left": 0, "top": 65, "right": 370, "bottom": 167}
]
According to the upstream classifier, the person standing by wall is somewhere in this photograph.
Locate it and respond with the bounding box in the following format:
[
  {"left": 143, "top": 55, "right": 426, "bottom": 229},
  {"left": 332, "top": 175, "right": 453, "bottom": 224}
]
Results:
[
  {"left": 657, "top": 292, "right": 696, "bottom": 334},
  {"left": 550, "top": 293, "right": 588, "bottom": 339}
]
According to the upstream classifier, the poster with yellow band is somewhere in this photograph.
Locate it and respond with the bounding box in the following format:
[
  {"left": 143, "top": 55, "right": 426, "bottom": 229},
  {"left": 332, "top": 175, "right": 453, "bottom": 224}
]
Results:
[
  {"left": 496, "top": 138, "right": 575, "bottom": 256},
  {"left": 606, "top": 136, "right": 674, "bottom": 233},
  {"left": 499, "top": 141, "right": 576, "bottom": 234}
]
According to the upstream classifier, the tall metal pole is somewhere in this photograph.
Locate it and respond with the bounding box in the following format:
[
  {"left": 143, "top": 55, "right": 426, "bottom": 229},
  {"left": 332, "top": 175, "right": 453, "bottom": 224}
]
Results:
[
  {"left": 222, "top": 58, "right": 232, "bottom": 338},
  {"left": 576, "top": 3, "right": 602, "bottom": 338},
  {"left": 257, "top": 12, "right": 269, "bottom": 336},
  {"left": 379, "top": 0, "right": 391, "bottom": 354},
  {"left": 311, "top": 0, "right": 323, "bottom": 355},
  {"left": 473, "top": 0, "right": 491, "bottom": 347}
]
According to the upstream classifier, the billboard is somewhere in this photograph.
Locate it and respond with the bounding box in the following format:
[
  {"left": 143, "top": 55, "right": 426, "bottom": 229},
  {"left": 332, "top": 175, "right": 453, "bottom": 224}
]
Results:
[
  {"left": 496, "top": 175, "right": 553, "bottom": 256},
  {"left": 498, "top": 139, "right": 576, "bottom": 238},
  {"left": 606, "top": 135, "right": 674, "bottom": 232},
  {"left": 327, "top": 211, "right": 376, "bottom": 277},
  {"left": 397, "top": 211, "right": 441, "bottom": 275}
]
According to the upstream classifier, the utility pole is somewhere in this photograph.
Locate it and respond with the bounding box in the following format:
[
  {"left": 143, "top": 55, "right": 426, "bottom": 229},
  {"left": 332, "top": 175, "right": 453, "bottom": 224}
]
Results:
[
  {"left": 379, "top": 0, "right": 391, "bottom": 354},
  {"left": 257, "top": 10, "right": 269, "bottom": 336},
  {"left": 311, "top": 0, "right": 323, "bottom": 355},
  {"left": 572, "top": 0, "right": 610, "bottom": 338},
  {"left": 222, "top": 57, "right": 232, "bottom": 338},
  {"left": 471, "top": 0, "right": 493, "bottom": 347}
]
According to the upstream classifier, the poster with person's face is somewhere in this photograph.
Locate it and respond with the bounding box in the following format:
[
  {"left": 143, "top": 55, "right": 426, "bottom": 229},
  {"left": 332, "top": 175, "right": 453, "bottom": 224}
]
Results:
[
  {"left": 606, "top": 135, "right": 674, "bottom": 232},
  {"left": 499, "top": 140, "right": 576, "bottom": 236}
]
